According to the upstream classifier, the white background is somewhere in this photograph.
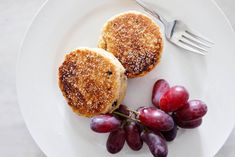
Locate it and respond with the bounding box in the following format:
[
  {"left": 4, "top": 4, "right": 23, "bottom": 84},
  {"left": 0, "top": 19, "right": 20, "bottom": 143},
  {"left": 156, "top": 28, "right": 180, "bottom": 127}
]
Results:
[{"left": 0, "top": 0, "right": 234, "bottom": 156}]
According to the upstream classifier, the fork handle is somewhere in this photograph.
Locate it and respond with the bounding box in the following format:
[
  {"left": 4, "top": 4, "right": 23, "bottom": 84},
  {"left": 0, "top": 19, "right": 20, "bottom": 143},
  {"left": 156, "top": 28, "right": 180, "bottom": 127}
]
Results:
[
  {"left": 152, "top": 11, "right": 168, "bottom": 25},
  {"left": 135, "top": 0, "right": 168, "bottom": 26}
]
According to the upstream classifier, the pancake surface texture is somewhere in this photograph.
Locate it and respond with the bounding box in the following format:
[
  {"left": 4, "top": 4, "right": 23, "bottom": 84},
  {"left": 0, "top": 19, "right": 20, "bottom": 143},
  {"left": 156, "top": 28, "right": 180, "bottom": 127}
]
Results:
[
  {"left": 98, "top": 11, "right": 164, "bottom": 78},
  {"left": 58, "top": 48, "right": 127, "bottom": 117}
]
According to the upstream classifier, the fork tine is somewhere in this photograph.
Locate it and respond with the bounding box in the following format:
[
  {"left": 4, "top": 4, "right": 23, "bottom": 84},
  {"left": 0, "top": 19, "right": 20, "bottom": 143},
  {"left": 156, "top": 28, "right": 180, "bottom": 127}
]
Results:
[
  {"left": 179, "top": 38, "right": 208, "bottom": 52},
  {"left": 182, "top": 33, "right": 211, "bottom": 49},
  {"left": 177, "top": 40, "right": 206, "bottom": 55},
  {"left": 185, "top": 29, "right": 214, "bottom": 45},
  {"left": 177, "top": 42, "right": 206, "bottom": 55}
]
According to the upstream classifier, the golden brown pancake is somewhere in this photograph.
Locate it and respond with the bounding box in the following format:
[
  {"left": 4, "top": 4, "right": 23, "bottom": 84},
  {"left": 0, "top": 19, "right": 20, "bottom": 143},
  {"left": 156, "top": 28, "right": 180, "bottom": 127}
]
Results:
[
  {"left": 58, "top": 48, "right": 127, "bottom": 117},
  {"left": 98, "top": 11, "right": 164, "bottom": 78}
]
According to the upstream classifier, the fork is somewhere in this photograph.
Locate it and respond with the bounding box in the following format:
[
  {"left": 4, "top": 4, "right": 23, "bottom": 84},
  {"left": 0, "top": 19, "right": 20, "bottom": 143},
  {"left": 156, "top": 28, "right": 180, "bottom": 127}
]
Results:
[{"left": 135, "top": 0, "right": 214, "bottom": 55}]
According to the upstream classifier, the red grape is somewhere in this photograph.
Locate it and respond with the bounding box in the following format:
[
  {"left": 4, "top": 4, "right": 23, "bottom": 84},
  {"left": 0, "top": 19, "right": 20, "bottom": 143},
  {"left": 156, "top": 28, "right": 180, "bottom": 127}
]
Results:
[
  {"left": 124, "top": 121, "right": 143, "bottom": 151},
  {"left": 152, "top": 79, "right": 170, "bottom": 108},
  {"left": 115, "top": 104, "right": 130, "bottom": 120},
  {"left": 141, "top": 130, "right": 168, "bottom": 157},
  {"left": 175, "top": 100, "right": 207, "bottom": 121},
  {"left": 106, "top": 128, "right": 126, "bottom": 154},
  {"left": 159, "top": 86, "right": 189, "bottom": 112},
  {"left": 136, "top": 106, "right": 147, "bottom": 119},
  {"left": 175, "top": 118, "right": 202, "bottom": 129},
  {"left": 136, "top": 122, "right": 145, "bottom": 133},
  {"left": 90, "top": 115, "right": 121, "bottom": 133},
  {"left": 138, "top": 107, "right": 174, "bottom": 131},
  {"left": 136, "top": 106, "right": 147, "bottom": 112},
  {"left": 116, "top": 104, "right": 130, "bottom": 116},
  {"left": 161, "top": 121, "right": 178, "bottom": 141}
]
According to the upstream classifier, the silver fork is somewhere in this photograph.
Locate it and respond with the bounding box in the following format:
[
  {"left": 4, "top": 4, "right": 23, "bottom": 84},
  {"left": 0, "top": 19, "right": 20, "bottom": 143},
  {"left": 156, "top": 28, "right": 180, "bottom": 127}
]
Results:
[{"left": 135, "top": 0, "right": 214, "bottom": 55}]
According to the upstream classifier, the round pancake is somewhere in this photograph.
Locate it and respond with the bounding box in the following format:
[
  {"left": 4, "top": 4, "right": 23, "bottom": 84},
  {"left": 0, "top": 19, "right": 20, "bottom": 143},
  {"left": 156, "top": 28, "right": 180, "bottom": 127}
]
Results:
[
  {"left": 98, "top": 11, "right": 164, "bottom": 78},
  {"left": 58, "top": 48, "right": 127, "bottom": 117}
]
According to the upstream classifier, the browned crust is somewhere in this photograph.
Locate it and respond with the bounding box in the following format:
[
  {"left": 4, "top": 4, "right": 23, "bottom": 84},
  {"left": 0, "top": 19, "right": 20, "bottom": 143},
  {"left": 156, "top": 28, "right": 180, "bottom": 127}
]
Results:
[
  {"left": 58, "top": 48, "right": 126, "bottom": 117},
  {"left": 98, "top": 11, "right": 164, "bottom": 78}
]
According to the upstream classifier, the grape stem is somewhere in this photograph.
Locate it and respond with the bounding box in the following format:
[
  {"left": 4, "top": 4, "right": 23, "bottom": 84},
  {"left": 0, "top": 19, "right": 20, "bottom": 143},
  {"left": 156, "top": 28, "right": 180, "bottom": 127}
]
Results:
[
  {"left": 113, "top": 111, "right": 140, "bottom": 122},
  {"left": 127, "top": 108, "right": 139, "bottom": 115}
]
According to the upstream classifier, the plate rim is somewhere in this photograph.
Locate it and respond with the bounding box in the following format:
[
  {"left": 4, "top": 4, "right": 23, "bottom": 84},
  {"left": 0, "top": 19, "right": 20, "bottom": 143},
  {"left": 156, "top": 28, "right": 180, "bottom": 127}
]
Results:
[{"left": 16, "top": 0, "right": 235, "bottom": 156}]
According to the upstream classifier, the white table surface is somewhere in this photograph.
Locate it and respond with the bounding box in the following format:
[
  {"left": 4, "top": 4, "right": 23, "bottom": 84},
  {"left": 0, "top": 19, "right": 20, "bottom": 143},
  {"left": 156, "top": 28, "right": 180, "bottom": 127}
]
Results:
[{"left": 0, "top": 0, "right": 234, "bottom": 156}]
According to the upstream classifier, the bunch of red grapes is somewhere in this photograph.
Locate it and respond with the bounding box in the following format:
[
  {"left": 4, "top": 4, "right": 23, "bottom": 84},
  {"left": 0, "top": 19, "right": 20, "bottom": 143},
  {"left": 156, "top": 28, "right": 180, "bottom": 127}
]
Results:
[{"left": 90, "top": 79, "right": 208, "bottom": 157}]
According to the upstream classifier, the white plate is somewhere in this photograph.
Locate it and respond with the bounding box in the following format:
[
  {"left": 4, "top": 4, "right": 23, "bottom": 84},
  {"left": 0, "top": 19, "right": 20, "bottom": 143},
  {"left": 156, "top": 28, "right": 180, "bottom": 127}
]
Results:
[{"left": 17, "top": 0, "right": 235, "bottom": 157}]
